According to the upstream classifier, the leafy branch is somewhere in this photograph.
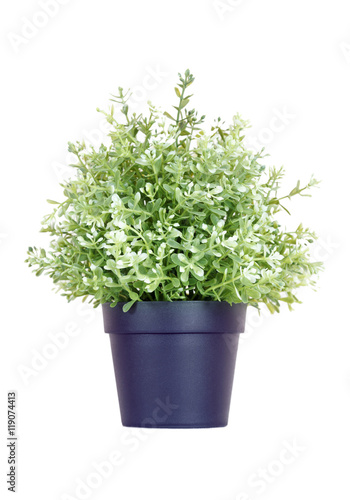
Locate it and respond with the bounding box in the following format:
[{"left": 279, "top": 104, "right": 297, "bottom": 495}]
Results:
[{"left": 26, "top": 71, "right": 322, "bottom": 313}]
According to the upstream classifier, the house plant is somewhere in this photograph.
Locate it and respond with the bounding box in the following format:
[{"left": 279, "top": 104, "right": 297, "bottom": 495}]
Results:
[{"left": 26, "top": 70, "right": 322, "bottom": 428}]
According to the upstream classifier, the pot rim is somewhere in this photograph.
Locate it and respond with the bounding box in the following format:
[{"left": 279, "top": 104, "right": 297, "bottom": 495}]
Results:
[{"left": 102, "top": 300, "right": 247, "bottom": 335}]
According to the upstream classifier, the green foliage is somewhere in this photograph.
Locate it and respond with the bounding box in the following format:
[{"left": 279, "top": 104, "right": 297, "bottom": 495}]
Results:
[{"left": 26, "top": 70, "right": 322, "bottom": 312}]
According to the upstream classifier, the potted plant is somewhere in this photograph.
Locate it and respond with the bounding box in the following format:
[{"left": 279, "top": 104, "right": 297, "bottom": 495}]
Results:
[{"left": 26, "top": 70, "right": 322, "bottom": 428}]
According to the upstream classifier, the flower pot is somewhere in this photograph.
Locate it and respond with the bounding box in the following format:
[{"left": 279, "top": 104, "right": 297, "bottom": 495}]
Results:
[{"left": 102, "top": 301, "right": 247, "bottom": 428}]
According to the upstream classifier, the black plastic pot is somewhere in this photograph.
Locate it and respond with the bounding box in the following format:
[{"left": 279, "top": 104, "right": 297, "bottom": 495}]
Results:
[{"left": 102, "top": 301, "right": 247, "bottom": 428}]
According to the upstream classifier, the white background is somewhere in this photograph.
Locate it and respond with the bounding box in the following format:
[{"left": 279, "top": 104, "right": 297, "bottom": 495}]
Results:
[{"left": 1, "top": 0, "right": 350, "bottom": 499}]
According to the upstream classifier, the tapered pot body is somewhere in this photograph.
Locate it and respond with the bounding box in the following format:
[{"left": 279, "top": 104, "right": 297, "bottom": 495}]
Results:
[{"left": 102, "top": 301, "right": 247, "bottom": 428}]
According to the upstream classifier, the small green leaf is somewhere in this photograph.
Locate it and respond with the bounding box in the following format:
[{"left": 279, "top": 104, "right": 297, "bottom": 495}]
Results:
[
  {"left": 177, "top": 253, "right": 188, "bottom": 264},
  {"left": 180, "top": 268, "right": 189, "bottom": 283},
  {"left": 191, "top": 264, "right": 204, "bottom": 280},
  {"left": 175, "top": 187, "right": 183, "bottom": 203},
  {"left": 280, "top": 296, "right": 294, "bottom": 303},
  {"left": 167, "top": 239, "right": 183, "bottom": 249},
  {"left": 164, "top": 111, "right": 175, "bottom": 121},
  {"left": 154, "top": 155, "right": 162, "bottom": 172},
  {"left": 246, "top": 288, "right": 261, "bottom": 299},
  {"left": 179, "top": 98, "right": 190, "bottom": 109},
  {"left": 266, "top": 302, "right": 277, "bottom": 314},
  {"left": 123, "top": 300, "right": 136, "bottom": 313},
  {"left": 171, "top": 254, "right": 182, "bottom": 266},
  {"left": 104, "top": 260, "right": 116, "bottom": 271},
  {"left": 135, "top": 158, "right": 149, "bottom": 166},
  {"left": 163, "top": 184, "right": 174, "bottom": 194}
]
